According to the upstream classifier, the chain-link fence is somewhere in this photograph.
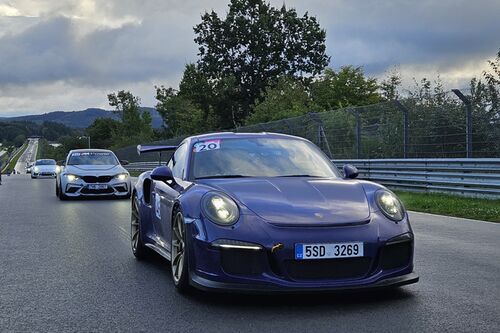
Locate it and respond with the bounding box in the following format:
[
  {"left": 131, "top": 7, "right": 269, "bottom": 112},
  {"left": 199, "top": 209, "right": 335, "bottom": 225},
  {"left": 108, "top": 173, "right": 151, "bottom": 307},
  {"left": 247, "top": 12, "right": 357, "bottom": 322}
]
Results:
[{"left": 116, "top": 89, "right": 500, "bottom": 162}]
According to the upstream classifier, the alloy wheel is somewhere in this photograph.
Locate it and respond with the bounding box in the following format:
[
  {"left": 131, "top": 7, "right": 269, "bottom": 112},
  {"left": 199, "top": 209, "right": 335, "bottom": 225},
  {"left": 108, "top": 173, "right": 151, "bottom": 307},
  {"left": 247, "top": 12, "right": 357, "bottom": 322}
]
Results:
[{"left": 171, "top": 212, "right": 185, "bottom": 284}]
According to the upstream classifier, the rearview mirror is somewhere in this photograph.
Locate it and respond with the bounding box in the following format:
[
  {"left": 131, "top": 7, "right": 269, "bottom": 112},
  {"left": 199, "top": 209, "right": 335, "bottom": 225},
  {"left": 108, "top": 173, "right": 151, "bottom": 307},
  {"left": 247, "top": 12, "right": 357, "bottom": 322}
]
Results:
[
  {"left": 120, "top": 160, "right": 129, "bottom": 165},
  {"left": 343, "top": 164, "right": 359, "bottom": 179},
  {"left": 151, "top": 166, "right": 174, "bottom": 183}
]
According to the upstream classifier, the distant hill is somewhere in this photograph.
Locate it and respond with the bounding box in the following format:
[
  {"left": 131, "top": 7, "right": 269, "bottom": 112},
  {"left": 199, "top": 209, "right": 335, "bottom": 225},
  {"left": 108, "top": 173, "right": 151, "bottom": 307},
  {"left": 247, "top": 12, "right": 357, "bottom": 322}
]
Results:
[{"left": 0, "top": 107, "right": 163, "bottom": 129}]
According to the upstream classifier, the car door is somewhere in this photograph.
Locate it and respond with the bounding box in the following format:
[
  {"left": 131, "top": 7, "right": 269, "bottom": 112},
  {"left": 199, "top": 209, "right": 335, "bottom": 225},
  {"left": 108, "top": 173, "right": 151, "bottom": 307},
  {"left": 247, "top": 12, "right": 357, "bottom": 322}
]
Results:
[{"left": 152, "top": 143, "right": 189, "bottom": 251}]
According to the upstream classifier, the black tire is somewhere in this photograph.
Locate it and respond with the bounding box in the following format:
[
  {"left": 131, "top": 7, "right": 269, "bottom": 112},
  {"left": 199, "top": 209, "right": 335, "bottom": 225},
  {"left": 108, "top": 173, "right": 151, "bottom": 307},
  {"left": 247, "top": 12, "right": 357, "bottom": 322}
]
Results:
[
  {"left": 58, "top": 186, "right": 68, "bottom": 201},
  {"left": 131, "top": 195, "right": 150, "bottom": 260},
  {"left": 171, "top": 208, "right": 190, "bottom": 293}
]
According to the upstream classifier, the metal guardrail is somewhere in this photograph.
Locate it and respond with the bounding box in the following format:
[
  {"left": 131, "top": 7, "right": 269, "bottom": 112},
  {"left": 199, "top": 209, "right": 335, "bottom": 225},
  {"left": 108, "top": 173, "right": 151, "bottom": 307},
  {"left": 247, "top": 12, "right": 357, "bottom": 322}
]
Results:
[
  {"left": 333, "top": 158, "right": 500, "bottom": 198},
  {"left": 124, "top": 158, "right": 500, "bottom": 198},
  {"left": 125, "top": 161, "right": 166, "bottom": 172}
]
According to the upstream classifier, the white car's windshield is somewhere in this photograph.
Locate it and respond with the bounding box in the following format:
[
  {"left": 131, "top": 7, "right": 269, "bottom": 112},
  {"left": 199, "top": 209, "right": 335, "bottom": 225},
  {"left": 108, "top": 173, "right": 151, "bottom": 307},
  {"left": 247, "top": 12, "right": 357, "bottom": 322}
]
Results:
[
  {"left": 67, "top": 152, "right": 118, "bottom": 166},
  {"left": 190, "top": 137, "right": 339, "bottom": 179},
  {"left": 36, "top": 159, "right": 56, "bottom": 166}
]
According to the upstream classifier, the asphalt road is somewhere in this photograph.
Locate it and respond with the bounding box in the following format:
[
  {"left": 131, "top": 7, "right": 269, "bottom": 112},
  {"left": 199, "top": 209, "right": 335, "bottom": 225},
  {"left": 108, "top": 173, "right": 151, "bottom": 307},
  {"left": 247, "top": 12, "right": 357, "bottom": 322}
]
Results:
[
  {"left": 0, "top": 176, "right": 499, "bottom": 332},
  {"left": 14, "top": 139, "right": 38, "bottom": 174}
]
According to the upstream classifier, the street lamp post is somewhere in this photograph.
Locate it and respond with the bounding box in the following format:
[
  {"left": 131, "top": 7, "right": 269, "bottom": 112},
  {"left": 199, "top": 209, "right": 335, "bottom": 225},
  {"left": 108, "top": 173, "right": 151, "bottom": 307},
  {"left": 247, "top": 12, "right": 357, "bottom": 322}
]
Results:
[{"left": 79, "top": 136, "right": 91, "bottom": 149}]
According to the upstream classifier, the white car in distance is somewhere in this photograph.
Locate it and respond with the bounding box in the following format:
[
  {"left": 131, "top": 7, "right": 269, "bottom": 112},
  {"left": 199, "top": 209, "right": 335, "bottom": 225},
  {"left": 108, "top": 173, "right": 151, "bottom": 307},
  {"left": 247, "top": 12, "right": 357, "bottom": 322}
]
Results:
[{"left": 31, "top": 159, "right": 58, "bottom": 178}]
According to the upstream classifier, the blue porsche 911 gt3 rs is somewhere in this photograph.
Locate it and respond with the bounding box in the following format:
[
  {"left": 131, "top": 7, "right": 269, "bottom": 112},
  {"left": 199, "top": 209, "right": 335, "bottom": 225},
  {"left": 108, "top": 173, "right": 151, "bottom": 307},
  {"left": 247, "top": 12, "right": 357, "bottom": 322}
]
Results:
[{"left": 131, "top": 132, "right": 418, "bottom": 293}]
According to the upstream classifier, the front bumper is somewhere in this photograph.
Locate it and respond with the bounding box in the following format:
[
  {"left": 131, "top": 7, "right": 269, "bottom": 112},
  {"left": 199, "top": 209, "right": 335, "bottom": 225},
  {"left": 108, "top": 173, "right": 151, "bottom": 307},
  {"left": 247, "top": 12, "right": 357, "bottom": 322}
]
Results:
[
  {"left": 62, "top": 179, "right": 131, "bottom": 197},
  {"left": 186, "top": 212, "right": 418, "bottom": 293},
  {"left": 32, "top": 172, "right": 56, "bottom": 178}
]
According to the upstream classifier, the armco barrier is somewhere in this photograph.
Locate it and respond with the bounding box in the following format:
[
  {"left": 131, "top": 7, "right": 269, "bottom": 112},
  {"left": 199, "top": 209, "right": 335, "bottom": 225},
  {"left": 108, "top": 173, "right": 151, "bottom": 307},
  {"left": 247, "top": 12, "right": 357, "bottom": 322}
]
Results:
[
  {"left": 333, "top": 158, "right": 500, "bottom": 198},
  {"left": 125, "top": 158, "right": 500, "bottom": 198},
  {"left": 125, "top": 161, "right": 166, "bottom": 172}
]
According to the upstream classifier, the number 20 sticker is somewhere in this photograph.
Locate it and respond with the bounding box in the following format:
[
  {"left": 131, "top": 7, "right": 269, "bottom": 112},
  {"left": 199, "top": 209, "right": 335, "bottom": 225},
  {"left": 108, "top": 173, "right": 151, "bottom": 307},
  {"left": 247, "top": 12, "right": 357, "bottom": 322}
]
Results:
[{"left": 194, "top": 140, "right": 220, "bottom": 152}]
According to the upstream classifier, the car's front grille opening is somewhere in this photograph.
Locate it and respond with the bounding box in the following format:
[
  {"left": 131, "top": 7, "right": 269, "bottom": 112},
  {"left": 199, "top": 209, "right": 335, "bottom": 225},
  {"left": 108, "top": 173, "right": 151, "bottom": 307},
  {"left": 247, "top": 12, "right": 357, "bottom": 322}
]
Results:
[
  {"left": 114, "top": 185, "right": 128, "bottom": 192},
  {"left": 66, "top": 187, "right": 79, "bottom": 193},
  {"left": 380, "top": 241, "right": 412, "bottom": 270},
  {"left": 220, "top": 249, "right": 265, "bottom": 276},
  {"left": 81, "top": 175, "right": 113, "bottom": 183},
  {"left": 80, "top": 187, "right": 114, "bottom": 194},
  {"left": 284, "top": 257, "right": 372, "bottom": 280}
]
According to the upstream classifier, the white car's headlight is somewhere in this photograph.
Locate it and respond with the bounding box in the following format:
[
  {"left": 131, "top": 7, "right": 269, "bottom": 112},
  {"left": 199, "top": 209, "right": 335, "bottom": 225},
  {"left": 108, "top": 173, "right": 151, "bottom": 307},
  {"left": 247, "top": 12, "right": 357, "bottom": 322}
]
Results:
[
  {"left": 201, "top": 192, "right": 239, "bottom": 225},
  {"left": 375, "top": 190, "right": 405, "bottom": 221},
  {"left": 115, "top": 173, "right": 129, "bottom": 181},
  {"left": 65, "top": 174, "right": 79, "bottom": 182},
  {"left": 34, "top": 166, "right": 39, "bottom": 172}
]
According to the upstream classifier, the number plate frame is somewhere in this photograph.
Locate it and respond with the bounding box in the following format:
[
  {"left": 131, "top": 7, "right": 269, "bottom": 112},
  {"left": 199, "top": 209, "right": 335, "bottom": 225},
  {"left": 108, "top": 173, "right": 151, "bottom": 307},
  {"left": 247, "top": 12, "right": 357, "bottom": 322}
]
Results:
[
  {"left": 295, "top": 242, "right": 364, "bottom": 260},
  {"left": 88, "top": 184, "right": 108, "bottom": 190}
]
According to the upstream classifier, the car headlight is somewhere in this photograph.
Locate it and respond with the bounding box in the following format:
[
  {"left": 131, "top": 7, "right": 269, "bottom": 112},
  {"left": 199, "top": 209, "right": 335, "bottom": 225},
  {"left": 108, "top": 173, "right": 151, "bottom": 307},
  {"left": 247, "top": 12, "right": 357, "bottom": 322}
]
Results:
[
  {"left": 34, "top": 166, "right": 39, "bottom": 172},
  {"left": 201, "top": 192, "right": 240, "bottom": 225},
  {"left": 375, "top": 190, "right": 405, "bottom": 221},
  {"left": 65, "top": 174, "right": 79, "bottom": 182},
  {"left": 115, "top": 173, "right": 129, "bottom": 181}
]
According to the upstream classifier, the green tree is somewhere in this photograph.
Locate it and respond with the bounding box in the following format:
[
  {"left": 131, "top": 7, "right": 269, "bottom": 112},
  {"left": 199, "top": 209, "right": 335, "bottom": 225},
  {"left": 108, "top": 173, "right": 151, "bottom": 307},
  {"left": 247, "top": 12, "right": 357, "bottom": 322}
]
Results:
[
  {"left": 178, "top": 64, "right": 214, "bottom": 121},
  {"left": 86, "top": 118, "right": 121, "bottom": 149},
  {"left": 246, "top": 77, "right": 318, "bottom": 124},
  {"left": 155, "top": 86, "right": 206, "bottom": 138},
  {"left": 311, "top": 66, "right": 381, "bottom": 110},
  {"left": 194, "top": 0, "right": 330, "bottom": 123},
  {"left": 380, "top": 69, "right": 402, "bottom": 100},
  {"left": 107, "top": 90, "right": 153, "bottom": 146}
]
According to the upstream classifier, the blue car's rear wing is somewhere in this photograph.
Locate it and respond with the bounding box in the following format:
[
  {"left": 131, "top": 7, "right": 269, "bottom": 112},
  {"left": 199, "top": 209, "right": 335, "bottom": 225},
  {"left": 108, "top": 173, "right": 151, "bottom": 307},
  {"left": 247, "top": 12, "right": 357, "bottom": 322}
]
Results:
[
  {"left": 137, "top": 145, "right": 177, "bottom": 165},
  {"left": 137, "top": 145, "right": 177, "bottom": 155}
]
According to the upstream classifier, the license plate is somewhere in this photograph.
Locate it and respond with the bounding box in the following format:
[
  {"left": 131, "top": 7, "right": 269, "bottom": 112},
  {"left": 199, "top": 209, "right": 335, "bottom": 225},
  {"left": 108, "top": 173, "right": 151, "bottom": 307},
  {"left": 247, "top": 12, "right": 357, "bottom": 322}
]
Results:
[
  {"left": 295, "top": 242, "right": 364, "bottom": 260},
  {"left": 88, "top": 184, "right": 107, "bottom": 190}
]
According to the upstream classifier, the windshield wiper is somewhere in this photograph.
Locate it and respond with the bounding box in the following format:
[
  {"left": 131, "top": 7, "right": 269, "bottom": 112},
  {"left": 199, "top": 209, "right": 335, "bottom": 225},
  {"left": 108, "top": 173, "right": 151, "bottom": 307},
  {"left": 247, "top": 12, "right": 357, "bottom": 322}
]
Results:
[{"left": 195, "top": 175, "right": 250, "bottom": 180}]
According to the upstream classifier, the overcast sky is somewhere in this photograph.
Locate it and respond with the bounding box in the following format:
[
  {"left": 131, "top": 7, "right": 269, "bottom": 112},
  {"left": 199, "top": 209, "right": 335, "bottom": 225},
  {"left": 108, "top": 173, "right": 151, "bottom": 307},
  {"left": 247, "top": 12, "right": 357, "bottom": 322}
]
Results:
[{"left": 0, "top": 0, "right": 499, "bottom": 116}]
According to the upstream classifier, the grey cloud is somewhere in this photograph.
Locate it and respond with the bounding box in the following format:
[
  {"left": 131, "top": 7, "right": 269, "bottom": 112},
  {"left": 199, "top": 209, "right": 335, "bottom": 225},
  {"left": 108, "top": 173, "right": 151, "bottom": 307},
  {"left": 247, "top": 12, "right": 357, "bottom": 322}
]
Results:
[
  {"left": 0, "top": 13, "right": 196, "bottom": 86},
  {"left": 0, "top": 0, "right": 499, "bottom": 115}
]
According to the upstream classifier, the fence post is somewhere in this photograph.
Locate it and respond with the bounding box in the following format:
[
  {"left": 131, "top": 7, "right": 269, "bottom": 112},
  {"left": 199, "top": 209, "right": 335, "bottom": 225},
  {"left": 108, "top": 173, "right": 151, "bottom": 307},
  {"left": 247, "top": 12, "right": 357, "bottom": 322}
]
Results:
[
  {"left": 452, "top": 89, "right": 472, "bottom": 158},
  {"left": 393, "top": 100, "right": 409, "bottom": 158},
  {"left": 308, "top": 113, "right": 333, "bottom": 158},
  {"left": 346, "top": 108, "right": 362, "bottom": 159}
]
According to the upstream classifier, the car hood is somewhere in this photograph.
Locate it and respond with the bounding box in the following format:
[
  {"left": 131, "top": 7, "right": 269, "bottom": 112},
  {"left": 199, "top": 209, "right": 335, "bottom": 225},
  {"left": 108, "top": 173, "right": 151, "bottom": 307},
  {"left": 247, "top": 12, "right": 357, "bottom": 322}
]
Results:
[
  {"left": 64, "top": 164, "right": 125, "bottom": 174},
  {"left": 202, "top": 178, "right": 371, "bottom": 226}
]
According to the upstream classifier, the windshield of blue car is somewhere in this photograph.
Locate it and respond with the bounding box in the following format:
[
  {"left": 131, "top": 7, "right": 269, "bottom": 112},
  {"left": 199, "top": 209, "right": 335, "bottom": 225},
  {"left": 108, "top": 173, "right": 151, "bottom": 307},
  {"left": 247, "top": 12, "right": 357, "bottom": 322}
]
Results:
[
  {"left": 191, "top": 138, "right": 340, "bottom": 179},
  {"left": 35, "top": 159, "right": 56, "bottom": 165},
  {"left": 67, "top": 152, "right": 118, "bottom": 165}
]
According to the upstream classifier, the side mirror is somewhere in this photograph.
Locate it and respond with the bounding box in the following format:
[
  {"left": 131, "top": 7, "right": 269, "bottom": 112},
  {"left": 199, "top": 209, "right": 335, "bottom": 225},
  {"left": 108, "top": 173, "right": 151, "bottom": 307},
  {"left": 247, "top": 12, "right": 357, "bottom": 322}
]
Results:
[
  {"left": 151, "top": 166, "right": 174, "bottom": 183},
  {"left": 343, "top": 164, "right": 359, "bottom": 179},
  {"left": 120, "top": 160, "right": 129, "bottom": 166}
]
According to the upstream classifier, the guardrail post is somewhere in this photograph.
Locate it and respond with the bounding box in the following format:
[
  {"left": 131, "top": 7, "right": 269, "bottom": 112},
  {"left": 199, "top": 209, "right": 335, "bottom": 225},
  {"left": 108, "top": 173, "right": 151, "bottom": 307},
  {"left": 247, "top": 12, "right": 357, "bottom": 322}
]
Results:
[
  {"left": 392, "top": 100, "right": 409, "bottom": 158},
  {"left": 452, "top": 89, "right": 472, "bottom": 158}
]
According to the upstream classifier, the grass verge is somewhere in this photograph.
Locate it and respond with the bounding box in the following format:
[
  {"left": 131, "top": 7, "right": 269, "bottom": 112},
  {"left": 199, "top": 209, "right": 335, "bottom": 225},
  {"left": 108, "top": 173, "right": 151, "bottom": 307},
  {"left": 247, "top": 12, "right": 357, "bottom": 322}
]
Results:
[
  {"left": 395, "top": 191, "right": 500, "bottom": 223},
  {"left": 1, "top": 142, "right": 28, "bottom": 173}
]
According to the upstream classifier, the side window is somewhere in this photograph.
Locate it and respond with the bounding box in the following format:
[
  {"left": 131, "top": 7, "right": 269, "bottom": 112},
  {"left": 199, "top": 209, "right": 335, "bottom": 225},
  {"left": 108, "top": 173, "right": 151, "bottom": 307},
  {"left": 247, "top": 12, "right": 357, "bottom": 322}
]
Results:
[{"left": 171, "top": 144, "right": 188, "bottom": 179}]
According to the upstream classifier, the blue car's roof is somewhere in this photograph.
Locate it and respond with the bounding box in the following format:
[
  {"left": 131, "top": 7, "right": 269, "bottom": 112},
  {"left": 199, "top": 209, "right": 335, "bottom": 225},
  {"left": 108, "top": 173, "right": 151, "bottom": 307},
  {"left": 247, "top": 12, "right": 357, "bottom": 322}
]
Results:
[{"left": 188, "top": 132, "right": 305, "bottom": 143}]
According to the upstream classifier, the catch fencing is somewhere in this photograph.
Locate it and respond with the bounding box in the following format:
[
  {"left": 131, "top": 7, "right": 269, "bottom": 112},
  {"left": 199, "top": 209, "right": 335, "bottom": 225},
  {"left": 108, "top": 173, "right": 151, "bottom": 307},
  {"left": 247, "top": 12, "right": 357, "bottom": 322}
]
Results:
[{"left": 116, "top": 89, "right": 499, "bottom": 162}]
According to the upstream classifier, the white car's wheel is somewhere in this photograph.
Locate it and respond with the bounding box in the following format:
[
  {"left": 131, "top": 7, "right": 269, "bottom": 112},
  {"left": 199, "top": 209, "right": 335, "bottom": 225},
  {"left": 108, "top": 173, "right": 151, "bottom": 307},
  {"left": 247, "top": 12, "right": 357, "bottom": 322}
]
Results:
[{"left": 58, "top": 185, "right": 68, "bottom": 201}]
